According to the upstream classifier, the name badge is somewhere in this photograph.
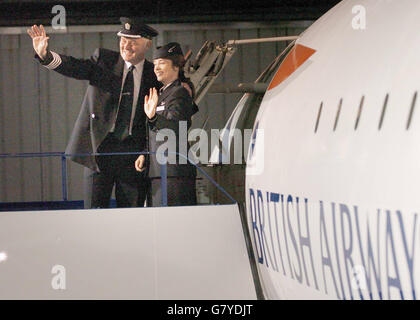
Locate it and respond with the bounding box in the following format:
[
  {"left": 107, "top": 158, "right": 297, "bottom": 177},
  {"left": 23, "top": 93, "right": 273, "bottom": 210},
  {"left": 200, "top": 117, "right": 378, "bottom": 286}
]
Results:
[{"left": 156, "top": 105, "right": 165, "bottom": 112}]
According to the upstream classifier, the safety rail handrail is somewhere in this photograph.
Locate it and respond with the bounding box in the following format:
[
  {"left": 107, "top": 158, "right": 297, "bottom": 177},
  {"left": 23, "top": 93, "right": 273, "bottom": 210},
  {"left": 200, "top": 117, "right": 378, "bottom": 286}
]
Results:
[{"left": 0, "top": 151, "right": 236, "bottom": 206}]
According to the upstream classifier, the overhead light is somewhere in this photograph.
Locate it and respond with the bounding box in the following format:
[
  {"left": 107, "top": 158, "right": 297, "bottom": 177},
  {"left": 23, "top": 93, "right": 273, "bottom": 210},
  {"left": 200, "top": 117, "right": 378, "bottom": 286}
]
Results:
[{"left": 0, "top": 252, "right": 8, "bottom": 263}]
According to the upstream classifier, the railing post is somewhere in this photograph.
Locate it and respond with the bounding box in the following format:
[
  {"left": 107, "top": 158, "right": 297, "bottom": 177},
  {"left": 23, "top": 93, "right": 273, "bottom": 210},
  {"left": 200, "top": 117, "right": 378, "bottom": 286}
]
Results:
[
  {"left": 61, "top": 154, "right": 68, "bottom": 201},
  {"left": 160, "top": 163, "right": 167, "bottom": 206}
]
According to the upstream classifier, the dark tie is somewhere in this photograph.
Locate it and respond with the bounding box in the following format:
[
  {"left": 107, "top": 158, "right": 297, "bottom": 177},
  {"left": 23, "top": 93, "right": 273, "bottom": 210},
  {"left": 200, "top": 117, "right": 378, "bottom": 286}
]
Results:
[{"left": 114, "top": 65, "right": 135, "bottom": 141}]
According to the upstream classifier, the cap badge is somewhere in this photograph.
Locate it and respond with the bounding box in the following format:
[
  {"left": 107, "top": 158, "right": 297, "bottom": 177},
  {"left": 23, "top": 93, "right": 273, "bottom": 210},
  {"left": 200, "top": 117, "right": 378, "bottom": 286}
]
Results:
[
  {"left": 168, "top": 45, "right": 176, "bottom": 53},
  {"left": 125, "top": 23, "right": 131, "bottom": 30}
]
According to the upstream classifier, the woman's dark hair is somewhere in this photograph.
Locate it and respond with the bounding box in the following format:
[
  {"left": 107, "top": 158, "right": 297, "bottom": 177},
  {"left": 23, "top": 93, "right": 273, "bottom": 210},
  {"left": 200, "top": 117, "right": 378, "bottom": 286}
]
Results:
[{"left": 167, "top": 54, "right": 195, "bottom": 98}]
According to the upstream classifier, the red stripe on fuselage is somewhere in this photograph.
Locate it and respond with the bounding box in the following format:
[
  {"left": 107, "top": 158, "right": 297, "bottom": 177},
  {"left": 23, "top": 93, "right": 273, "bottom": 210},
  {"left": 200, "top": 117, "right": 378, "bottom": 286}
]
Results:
[{"left": 268, "top": 44, "right": 316, "bottom": 90}]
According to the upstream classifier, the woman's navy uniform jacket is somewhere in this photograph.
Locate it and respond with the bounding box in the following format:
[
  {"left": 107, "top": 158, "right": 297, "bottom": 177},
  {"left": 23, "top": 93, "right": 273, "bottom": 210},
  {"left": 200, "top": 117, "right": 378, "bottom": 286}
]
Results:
[{"left": 147, "top": 79, "right": 198, "bottom": 178}]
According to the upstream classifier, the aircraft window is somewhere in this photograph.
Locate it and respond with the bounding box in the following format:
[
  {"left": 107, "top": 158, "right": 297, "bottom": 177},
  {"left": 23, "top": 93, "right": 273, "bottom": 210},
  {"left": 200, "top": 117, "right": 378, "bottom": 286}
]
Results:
[
  {"left": 333, "top": 98, "right": 343, "bottom": 131},
  {"left": 406, "top": 91, "right": 417, "bottom": 130},
  {"left": 315, "top": 102, "right": 323, "bottom": 133},
  {"left": 354, "top": 96, "right": 365, "bottom": 130},
  {"left": 378, "top": 93, "right": 389, "bottom": 130},
  {"left": 314, "top": 92, "right": 418, "bottom": 133}
]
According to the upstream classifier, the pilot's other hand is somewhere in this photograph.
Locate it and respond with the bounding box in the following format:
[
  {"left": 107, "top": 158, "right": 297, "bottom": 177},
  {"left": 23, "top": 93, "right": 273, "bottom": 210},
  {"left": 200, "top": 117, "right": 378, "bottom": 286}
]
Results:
[{"left": 135, "top": 155, "right": 146, "bottom": 172}]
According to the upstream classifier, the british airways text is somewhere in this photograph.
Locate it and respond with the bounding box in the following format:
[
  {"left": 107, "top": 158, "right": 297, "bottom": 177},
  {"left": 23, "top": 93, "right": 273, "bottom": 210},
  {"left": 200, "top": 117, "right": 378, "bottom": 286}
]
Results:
[{"left": 248, "top": 188, "right": 418, "bottom": 300}]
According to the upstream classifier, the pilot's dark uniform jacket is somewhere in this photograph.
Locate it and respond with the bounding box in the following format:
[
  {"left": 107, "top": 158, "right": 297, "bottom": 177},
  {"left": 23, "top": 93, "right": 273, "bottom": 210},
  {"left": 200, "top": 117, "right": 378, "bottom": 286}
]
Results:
[
  {"left": 147, "top": 43, "right": 199, "bottom": 206},
  {"left": 35, "top": 18, "right": 161, "bottom": 208}
]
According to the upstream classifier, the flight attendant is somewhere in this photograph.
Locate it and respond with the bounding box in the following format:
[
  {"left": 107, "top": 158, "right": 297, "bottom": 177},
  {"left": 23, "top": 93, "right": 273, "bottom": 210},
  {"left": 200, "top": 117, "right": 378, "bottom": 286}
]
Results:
[{"left": 135, "top": 42, "right": 198, "bottom": 206}]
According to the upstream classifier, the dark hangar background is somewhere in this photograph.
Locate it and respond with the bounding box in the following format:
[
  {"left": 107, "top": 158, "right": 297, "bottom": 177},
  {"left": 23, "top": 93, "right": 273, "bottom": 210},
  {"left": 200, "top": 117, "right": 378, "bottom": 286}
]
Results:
[
  {"left": 0, "top": 0, "right": 341, "bottom": 204},
  {"left": 0, "top": 0, "right": 341, "bottom": 26}
]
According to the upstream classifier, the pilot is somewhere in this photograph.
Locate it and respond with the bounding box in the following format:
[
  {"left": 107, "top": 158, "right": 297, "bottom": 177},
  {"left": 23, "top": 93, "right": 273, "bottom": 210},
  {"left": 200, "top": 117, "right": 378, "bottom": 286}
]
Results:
[
  {"left": 135, "top": 42, "right": 198, "bottom": 206},
  {"left": 27, "top": 18, "right": 161, "bottom": 208}
]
